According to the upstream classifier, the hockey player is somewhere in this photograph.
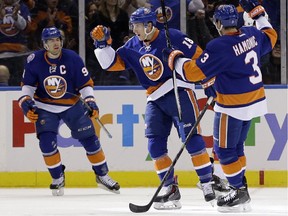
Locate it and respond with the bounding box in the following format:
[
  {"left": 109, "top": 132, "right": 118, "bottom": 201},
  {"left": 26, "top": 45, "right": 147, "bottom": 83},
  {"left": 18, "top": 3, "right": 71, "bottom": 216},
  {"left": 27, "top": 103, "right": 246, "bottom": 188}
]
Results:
[
  {"left": 90, "top": 7, "right": 218, "bottom": 210},
  {"left": 162, "top": 1, "right": 277, "bottom": 212},
  {"left": 18, "top": 27, "right": 120, "bottom": 196}
]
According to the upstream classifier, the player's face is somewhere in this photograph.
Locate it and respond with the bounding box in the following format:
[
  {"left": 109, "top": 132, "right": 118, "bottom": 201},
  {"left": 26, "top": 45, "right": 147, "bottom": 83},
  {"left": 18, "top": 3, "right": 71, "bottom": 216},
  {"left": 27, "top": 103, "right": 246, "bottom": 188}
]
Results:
[
  {"left": 132, "top": 23, "right": 146, "bottom": 41},
  {"left": 45, "top": 37, "right": 62, "bottom": 56},
  {"left": 132, "top": 22, "right": 153, "bottom": 41}
]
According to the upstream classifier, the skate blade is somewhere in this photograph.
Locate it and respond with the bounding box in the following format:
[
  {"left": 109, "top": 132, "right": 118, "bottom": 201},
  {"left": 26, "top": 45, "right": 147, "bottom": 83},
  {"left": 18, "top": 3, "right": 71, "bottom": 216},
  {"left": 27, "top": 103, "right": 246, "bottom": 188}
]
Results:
[
  {"left": 153, "top": 200, "right": 182, "bottom": 210},
  {"left": 97, "top": 184, "right": 120, "bottom": 194},
  {"left": 217, "top": 202, "right": 252, "bottom": 213},
  {"left": 209, "top": 199, "right": 216, "bottom": 207},
  {"left": 51, "top": 188, "right": 64, "bottom": 196}
]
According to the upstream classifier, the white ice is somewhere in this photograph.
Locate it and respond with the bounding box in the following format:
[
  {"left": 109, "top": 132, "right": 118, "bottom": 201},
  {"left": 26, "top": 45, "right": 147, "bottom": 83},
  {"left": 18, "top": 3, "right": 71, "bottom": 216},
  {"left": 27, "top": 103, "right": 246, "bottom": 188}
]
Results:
[{"left": 0, "top": 187, "right": 287, "bottom": 216}]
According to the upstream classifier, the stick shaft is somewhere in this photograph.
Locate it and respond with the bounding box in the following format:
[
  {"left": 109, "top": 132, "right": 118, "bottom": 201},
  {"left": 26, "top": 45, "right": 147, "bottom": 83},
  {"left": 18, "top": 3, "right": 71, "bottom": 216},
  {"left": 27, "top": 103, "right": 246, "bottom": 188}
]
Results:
[{"left": 160, "top": 0, "right": 182, "bottom": 122}]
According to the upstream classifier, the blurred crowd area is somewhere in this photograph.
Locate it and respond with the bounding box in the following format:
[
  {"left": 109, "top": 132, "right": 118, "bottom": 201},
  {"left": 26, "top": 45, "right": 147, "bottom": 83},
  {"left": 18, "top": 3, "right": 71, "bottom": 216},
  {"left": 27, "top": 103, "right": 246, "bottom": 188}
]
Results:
[{"left": 0, "top": 0, "right": 282, "bottom": 86}]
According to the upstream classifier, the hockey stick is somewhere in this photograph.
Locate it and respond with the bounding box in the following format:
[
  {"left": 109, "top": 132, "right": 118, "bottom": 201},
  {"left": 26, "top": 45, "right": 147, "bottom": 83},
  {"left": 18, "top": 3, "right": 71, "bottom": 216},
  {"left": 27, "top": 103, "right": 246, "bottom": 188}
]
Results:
[
  {"left": 66, "top": 92, "right": 112, "bottom": 138},
  {"left": 129, "top": 97, "right": 214, "bottom": 213},
  {"left": 160, "top": 0, "right": 184, "bottom": 142}
]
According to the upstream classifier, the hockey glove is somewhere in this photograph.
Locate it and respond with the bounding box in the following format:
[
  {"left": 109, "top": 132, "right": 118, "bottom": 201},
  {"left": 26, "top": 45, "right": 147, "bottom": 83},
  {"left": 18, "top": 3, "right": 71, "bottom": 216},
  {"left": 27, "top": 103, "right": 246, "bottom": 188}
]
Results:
[
  {"left": 162, "top": 47, "right": 184, "bottom": 71},
  {"left": 84, "top": 96, "right": 99, "bottom": 118},
  {"left": 90, "top": 25, "right": 112, "bottom": 49},
  {"left": 201, "top": 77, "right": 216, "bottom": 98},
  {"left": 18, "top": 95, "right": 38, "bottom": 123},
  {"left": 239, "top": 0, "right": 265, "bottom": 20}
]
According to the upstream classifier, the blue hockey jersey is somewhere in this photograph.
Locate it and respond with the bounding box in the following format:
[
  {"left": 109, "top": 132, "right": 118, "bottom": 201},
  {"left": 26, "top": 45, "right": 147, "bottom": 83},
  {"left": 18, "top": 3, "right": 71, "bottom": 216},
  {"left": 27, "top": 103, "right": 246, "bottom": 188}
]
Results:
[
  {"left": 21, "top": 49, "right": 93, "bottom": 112},
  {"left": 174, "top": 22, "right": 277, "bottom": 120}
]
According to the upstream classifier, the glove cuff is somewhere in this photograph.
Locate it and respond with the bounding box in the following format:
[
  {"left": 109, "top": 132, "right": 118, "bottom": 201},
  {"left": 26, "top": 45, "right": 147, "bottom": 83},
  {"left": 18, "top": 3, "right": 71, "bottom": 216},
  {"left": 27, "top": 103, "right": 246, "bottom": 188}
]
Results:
[
  {"left": 201, "top": 77, "right": 215, "bottom": 89},
  {"left": 18, "top": 95, "right": 32, "bottom": 108},
  {"left": 84, "top": 96, "right": 96, "bottom": 102},
  {"left": 249, "top": 5, "right": 265, "bottom": 19},
  {"left": 168, "top": 50, "right": 184, "bottom": 71}
]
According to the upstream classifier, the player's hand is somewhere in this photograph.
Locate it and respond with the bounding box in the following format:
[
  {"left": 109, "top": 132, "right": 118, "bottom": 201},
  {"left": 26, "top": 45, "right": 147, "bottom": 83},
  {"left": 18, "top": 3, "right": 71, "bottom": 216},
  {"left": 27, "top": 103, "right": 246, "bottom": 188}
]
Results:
[
  {"left": 18, "top": 95, "right": 38, "bottom": 123},
  {"left": 90, "top": 25, "right": 112, "bottom": 49},
  {"left": 84, "top": 96, "right": 99, "bottom": 118},
  {"left": 201, "top": 77, "right": 216, "bottom": 98},
  {"left": 162, "top": 47, "right": 184, "bottom": 71},
  {"left": 239, "top": 0, "right": 265, "bottom": 20}
]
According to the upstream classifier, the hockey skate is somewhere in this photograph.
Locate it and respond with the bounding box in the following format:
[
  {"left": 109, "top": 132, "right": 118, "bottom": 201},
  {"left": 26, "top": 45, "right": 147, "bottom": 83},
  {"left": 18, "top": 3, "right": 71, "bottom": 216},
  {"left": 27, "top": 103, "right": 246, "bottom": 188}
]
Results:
[
  {"left": 217, "top": 177, "right": 251, "bottom": 213},
  {"left": 201, "top": 181, "right": 216, "bottom": 206},
  {"left": 153, "top": 184, "right": 182, "bottom": 210},
  {"left": 50, "top": 165, "right": 65, "bottom": 196},
  {"left": 96, "top": 174, "right": 120, "bottom": 194},
  {"left": 197, "top": 174, "right": 229, "bottom": 197}
]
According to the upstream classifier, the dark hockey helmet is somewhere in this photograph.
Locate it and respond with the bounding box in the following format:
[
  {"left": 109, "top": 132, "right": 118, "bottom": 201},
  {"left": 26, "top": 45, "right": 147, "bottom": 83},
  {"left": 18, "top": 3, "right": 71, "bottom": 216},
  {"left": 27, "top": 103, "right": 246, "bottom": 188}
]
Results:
[
  {"left": 213, "top": 4, "right": 238, "bottom": 28},
  {"left": 41, "top": 27, "right": 62, "bottom": 41},
  {"left": 130, "top": 7, "right": 157, "bottom": 26}
]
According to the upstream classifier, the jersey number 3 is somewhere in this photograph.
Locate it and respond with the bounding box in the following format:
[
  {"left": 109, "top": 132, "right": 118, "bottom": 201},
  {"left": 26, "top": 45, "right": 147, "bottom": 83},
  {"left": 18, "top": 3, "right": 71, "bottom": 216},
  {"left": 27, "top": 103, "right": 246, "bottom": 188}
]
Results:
[{"left": 245, "top": 50, "right": 262, "bottom": 85}]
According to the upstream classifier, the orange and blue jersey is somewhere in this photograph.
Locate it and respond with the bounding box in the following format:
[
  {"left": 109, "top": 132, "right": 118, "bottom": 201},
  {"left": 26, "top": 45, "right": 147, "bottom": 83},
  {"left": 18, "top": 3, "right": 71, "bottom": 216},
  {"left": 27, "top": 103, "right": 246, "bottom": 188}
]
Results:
[
  {"left": 175, "top": 23, "right": 277, "bottom": 120},
  {"left": 101, "top": 28, "right": 202, "bottom": 98},
  {"left": 22, "top": 49, "right": 93, "bottom": 110}
]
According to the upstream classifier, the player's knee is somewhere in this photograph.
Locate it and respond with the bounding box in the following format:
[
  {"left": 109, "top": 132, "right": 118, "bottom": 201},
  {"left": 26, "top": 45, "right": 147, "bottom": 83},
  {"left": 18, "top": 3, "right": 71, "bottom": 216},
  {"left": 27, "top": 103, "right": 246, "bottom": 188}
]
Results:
[
  {"left": 79, "top": 135, "right": 101, "bottom": 152},
  {"left": 148, "top": 136, "right": 168, "bottom": 159},
  {"left": 39, "top": 132, "right": 58, "bottom": 153},
  {"left": 186, "top": 134, "right": 206, "bottom": 154}
]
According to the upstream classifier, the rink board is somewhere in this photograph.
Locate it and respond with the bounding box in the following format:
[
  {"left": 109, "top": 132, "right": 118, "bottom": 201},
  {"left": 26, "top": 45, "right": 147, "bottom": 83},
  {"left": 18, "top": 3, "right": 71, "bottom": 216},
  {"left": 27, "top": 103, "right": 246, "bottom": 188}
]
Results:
[{"left": 0, "top": 86, "right": 287, "bottom": 187}]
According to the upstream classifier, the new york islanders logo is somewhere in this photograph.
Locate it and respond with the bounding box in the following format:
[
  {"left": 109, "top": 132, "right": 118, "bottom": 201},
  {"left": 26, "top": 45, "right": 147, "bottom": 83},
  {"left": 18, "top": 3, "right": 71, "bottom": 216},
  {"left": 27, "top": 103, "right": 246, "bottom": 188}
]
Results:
[
  {"left": 155, "top": 6, "right": 173, "bottom": 24},
  {"left": 139, "top": 54, "right": 163, "bottom": 81},
  {"left": 44, "top": 75, "right": 67, "bottom": 99},
  {"left": 0, "top": 6, "right": 21, "bottom": 36}
]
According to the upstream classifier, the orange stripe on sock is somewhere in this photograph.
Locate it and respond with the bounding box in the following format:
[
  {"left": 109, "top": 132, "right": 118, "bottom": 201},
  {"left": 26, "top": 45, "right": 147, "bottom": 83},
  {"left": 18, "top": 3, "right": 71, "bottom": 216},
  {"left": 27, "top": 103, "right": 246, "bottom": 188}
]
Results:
[
  {"left": 154, "top": 155, "right": 172, "bottom": 172},
  {"left": 44, "top": 152, "right": 61, "bottom": 166},
  {"left": 239, "top": 155, "right": 246, "bottom": 167},
  {"left": 191, "top": 151, "right": 210, "bottom": 167},
  {"left": 221, "top": 159, "right": 242, "bottom": 176},
  {"left": 87, "top": 149, "right": 106, "bottom": 164}
]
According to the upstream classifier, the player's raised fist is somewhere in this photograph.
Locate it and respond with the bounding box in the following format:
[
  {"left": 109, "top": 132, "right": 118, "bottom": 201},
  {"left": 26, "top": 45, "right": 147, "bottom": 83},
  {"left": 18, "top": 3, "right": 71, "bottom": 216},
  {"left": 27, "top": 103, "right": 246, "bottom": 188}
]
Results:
[
  {"left": 239, "top": 0, "right": 265, "bottom": 19},
  {"left": 90, "top": 25, "right": 112, "bottom": 49}
]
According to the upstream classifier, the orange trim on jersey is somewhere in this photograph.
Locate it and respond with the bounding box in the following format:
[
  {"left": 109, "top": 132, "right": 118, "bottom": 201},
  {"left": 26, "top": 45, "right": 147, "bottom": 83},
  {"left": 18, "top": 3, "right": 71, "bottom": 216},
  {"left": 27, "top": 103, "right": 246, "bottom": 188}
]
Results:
[
  {"left": 192, "top": 46, "right": 203, "bottom": 59},
  {"left": 0, "top": 43, "right": 28, "bottom": 52},
  {"left": 221, "top": 159, "right": 242, "bottom": 175},
  {"left": 146, "top": 82, "right": 163, "bottom": 95},
  {"left": 87, "top": 149, "right": 106, "bottom": 164},
  {"left": 217, "top": 87, "right": 265, "bottom": 106},
  {"left": 219, "top": 113, "right": 228, "bottom": 148},
  {"left": 187, "top": 89, "right": 201, "bottom": 134},
  {"left": 236, "top": 5, "right": 244, "bottom": 12},
  {"left": 44, "top": 152, "right": 61, "bottom": 166},
  {"left": 183, "top": 60, "right": 206, "bottom": 82},
  {"left": 263, "top": 28, "right": 278, "bottom": 49},
  {"left": 44, "top": 51, "right": 62, "bottom": 66},
  {"left": 154, "top": 155, "right": 172, "bottom": 171},
  {"left": 107, "top": 55, "right": 126, "bottom": 71},
  {"left": 191, "top": 151, "right": 210, "bottom": 167},
  {"left": 78, "top": 78, "right": 94, "bottom": 90},
  {"left": 146, "top": 29, "right": 160, "bottom": 44},
  {"left": 34, "top": 95, "right": 79, "bottom": 106}
]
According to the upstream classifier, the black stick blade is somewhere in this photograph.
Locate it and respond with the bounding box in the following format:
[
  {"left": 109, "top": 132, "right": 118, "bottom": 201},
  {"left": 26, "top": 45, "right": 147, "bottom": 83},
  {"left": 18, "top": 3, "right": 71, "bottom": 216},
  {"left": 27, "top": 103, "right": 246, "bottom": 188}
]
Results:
[{"left": 129, "top": 202, "right": 152, "bottom": 213}]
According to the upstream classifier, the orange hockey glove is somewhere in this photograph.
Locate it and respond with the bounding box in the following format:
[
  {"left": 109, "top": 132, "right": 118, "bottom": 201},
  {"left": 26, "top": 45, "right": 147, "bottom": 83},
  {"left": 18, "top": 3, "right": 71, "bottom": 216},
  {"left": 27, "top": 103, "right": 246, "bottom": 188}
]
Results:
[
  {"left": 90, "top": 25, "right": 112, "bottom": 49},
  {"left": 18, "top": 95, "right": 38, "bottom": 123}
]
